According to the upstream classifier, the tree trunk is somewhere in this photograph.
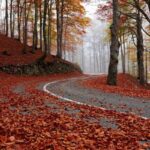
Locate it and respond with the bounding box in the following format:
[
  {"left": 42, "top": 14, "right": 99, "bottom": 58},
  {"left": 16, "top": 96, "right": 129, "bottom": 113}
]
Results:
[
  {"left": 47, "top": 0, "right": 53, "bottom": 55},
  {"left": 10, "top": 0, "right": 14, "bottom": 38},
  {"left": 145, "top": 50, "right": 148, "bottom": 83},
  {"left": 5, "top": 0, "right": 8, "bottom": 36},
  {"left": 120, "top": 34, "right": 126, "bottom": 74},
  {"left": 22, "top": 0, "right": 27, "bottom": 54},
  {"left": 56, "top": 0, "right": 64, "bottom": 58},
  {"left": 12, "top": 9, "right": 15, "bottom": 38},
  {"left": 17, "top": 0, "right": 21, "bottom": 40},
  {"left": 43, "top": 0, "right": 48, "bottom": 58},
  {"left": 56, "top": 0, "right": 61, "bottom": 58},
  {"left": 32, "top": 0, "right": 38, "bottom": 53},
  {"left": 39, "top": 4, "right": 43, "bottom": 50},
  {"left": 107, "top": 0, "right": 120, "bottom": 85},
  {"left": 122, "top": 33, "right": 126, "bottom": 73},
  {"left": 60, "top": 0, "right": 64, "bottom": 58},
  {"left": 136, "top": 10, "right": 145, "bottom": 85}
]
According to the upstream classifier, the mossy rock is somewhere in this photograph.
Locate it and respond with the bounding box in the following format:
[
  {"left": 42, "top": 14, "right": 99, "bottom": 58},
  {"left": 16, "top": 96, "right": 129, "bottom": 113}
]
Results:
[{"left": 0, "top": 59, "right": 82, "bottom": 75}]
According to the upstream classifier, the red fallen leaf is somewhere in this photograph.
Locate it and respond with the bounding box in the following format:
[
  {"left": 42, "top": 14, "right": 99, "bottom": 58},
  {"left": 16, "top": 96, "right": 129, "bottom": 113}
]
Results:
[
  {"left": 108, "top": 142, "right": 116, "bottom": 149},
  {"left": 15, "top": 139, "right": 24, "bottom": 144},
  {"left": 0, "top": 135, "right": 7, "bottom": 143},
  {"left": 84, "top": 139, "right": 94, "bottom": 144},
  {"left": 4, "top": 141, "right": 15, "bottom": 146},
  {"left": 142, "top": 143, "right": 150, "bottom": 148},
  {"left": 82, "top": 74, "right": 150, "bottom": 99},
  {"left": 95, "top": 129, "right": 105, "bottom": 137},
  {"left": 44, "top": 132, "right": 51, "bottom": 138},
  {"left": 8, "top": 136, "right": 15, "bottom": 142}
]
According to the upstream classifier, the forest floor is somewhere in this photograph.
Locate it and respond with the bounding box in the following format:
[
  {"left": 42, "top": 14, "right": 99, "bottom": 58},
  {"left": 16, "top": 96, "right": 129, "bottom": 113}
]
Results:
[
  {"left": 0, "top": 34, "right": 150, "bottom": 149},
  {"left": 0, "top": 34, "right": 43, "bottom": 66},
  {"left": 82, "top": 74, "right": 150, "bottom": 99},
  {"left": 0, "top": 72, "right": 150, "bottom": 149}
]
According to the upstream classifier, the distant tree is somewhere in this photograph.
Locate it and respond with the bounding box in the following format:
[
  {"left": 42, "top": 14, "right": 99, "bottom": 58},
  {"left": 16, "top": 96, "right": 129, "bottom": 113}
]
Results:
[
  {"left": 56, "top": 0, "right": 65, "bottom": 58},
  {"left": 22, "top": 0, "right": 27, "bottom": 54},
  {"left": 32, "top": 0, "right": 38, "bottom": 53},
  {"left": 43, "top": 0, "right": 49, "bottom": 57},
  {"left": 136, "top": 9, "right": 145, "bottom": 85},
  {"left": 17, "top": 0, "right": 21, "bottom": 40},
  {"left": 5, "top": 0, "right": 8, "bottom": 36},
  {"left": 10, "top": 0, "right": 14, "bottom": 38}
]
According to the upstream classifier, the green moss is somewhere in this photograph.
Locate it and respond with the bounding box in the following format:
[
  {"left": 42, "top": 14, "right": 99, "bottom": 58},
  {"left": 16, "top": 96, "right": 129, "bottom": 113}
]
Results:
[{"left": 0, "top": 59, "right": 82, "bottom": 75}]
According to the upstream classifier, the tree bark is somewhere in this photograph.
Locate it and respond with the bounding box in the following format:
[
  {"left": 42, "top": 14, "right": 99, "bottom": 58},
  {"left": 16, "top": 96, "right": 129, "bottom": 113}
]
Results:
[
  {"left": 32, "top": 0, "right": 38, "bottom": 53},
  {"left": 107, "top": 0, "right": 120, "bottom": 85},
  {"left": 43, "top": 0, "right": 48, "bottom": 57},
  {"left": 5, "top": 0, "right": 8, "bottom": 36},
  {"left": 56, "top": 0, "right": 61, "bottom": 58},
  {"left": 39, "top": 4, "right": 43, "bottom": 50},
  {"left": 12, "top": 9, "right": 15, "bottom": 38},
  {"left": 17, "top": 0, "right": 21, "bottom": 40},
  {"left": 47, "top": 0, "right": 53, "bottom": 55},
  {"left": 56, "top": 0, "right": 64, "bottom": 58},
  {"left": 136, "top": 10, "right": 145, "bottom": 85},
  {"left": 120, "top": 33, "right": 126, "bottom": 74},
  {"left": 10, "top": 0, "right": 14, "bottom": 38},
  {"left": 23, "top": 0, "right": 27, "bottom": 54}
]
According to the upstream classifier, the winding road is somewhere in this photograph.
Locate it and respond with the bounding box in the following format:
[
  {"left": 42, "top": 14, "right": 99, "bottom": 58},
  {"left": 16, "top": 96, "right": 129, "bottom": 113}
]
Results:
[{"left": 43, "top": 76, "right": 150, "bottom": 119}]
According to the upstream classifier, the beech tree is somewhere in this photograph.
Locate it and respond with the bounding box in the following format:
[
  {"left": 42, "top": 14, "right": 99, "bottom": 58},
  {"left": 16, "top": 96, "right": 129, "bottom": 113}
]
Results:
[
  {"left": 32, "top": 0, "right": 38, "bottom": 53},
  {"left": 97, "top": 0, "right": 149, "bottom": 85},
  {"left": 136, "top": 9, "right": 145, "bottom": 84},
  {"left": 17, "top": 0, "right": 21, "bottom": 40},
  {"left": 107, "top": 0, "right": 120, "bottom": 85},
  {"left": 56, "top": 0, "right": 64, "bottom": 58},
  {"left": 5, "top": 0, "right": 8, "bottom": 36}
]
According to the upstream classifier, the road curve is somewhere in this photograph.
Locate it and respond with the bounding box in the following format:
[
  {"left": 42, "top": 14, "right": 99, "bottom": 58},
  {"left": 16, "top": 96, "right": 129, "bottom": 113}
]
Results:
[{"left": 43, "top": 76, "right": 150, "bottom": 119}]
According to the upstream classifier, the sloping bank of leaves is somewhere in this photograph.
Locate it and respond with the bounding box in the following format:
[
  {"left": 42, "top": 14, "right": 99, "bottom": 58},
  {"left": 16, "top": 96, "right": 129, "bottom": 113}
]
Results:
[{"left": 82, "top": 74, "right": 150, "bottom": 99}]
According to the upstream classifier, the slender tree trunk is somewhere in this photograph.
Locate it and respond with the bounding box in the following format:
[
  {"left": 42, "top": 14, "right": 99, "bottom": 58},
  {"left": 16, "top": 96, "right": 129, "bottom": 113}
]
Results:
[
  {"left": 5, "top": 0, "right": 8, "bottom": 36},
  {"left": 128, "top": 44, "right": 130, "bottom": 74},
  {"left": 107, "top": 0, "right": 120, "bottom": 85},
  {"left": 43, "top": 0, "right": 48, "bottom": 57},
  {"left": 120, "top": 35, "right": 126, "bottom": 74},
  {"left": 56, "top": 0, "right": 61, "bottom": 58},
  {"left": 56, "top": 0, "right": 64, "bottom": 58},
  {"left": 32, "top": 0, "right": 38, "bottom": 53},
  {"left": 63, "top": 12, "right": 69, "bottom": 60},
  {"left": 10, "top": 0, "right": 14, "bottom": 38},
  {"left": 145, "top": 50, "right": 148, "bottom": 83},
  {"left": 122, "top": 32, "right": 126, "bottom": 73},
  {"left": 63, "top": 24, "right": 67, "bottom": 60},
  {"left": 60, "top": 0, "right": 64, "bottom": 58},
  {"left": 136, "top": 10, "right": 145, "bottom": 85},
  {"left": 39, "top": 4, "right": 43, "bottom": 50},
  {"left": 17, "top": 0, "right": 21, "bottom": 40},
  {"left": 12, "top": 10, "right": 15, "bottom": 37},
  {"left": 23, "top": 0, "right": 27, "bottom": 54},
  {"left": 48, "top": 0, "right": 53, "bottom": 55},
  {"left": 81, "top": 39, "right": 84, "bottom": 70}
]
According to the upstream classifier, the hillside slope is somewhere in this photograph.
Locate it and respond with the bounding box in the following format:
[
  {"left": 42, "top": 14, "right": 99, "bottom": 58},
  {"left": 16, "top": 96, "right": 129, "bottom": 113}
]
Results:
[{"left": 0, "top": 34, "right": 81, "bottom": 75}]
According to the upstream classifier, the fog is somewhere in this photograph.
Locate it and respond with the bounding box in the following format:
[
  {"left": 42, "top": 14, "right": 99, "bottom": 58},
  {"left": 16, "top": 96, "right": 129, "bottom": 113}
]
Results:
[
  {"left": 64, "top": 1, "right": 111, "bottom": 74},
  {"left": 0, "top": 0, "right": 122, "bottom": 75}
]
